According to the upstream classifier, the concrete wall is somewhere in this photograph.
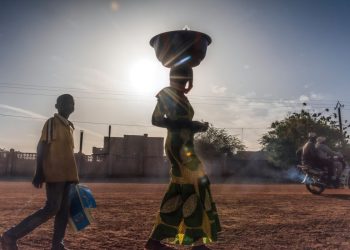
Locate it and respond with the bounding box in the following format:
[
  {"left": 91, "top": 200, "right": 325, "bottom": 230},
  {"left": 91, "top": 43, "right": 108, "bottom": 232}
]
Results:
[
  {"left": 0, "top": 151, "right": 9, "bottom": 176},
  {"left": 77, "top": 154, "right": 107, "bottom": 178},
  {"left": 106, "top": 135, "right": 166, "bottom": 177},
  {"left": 0, "top": 146, "right": 275, "bottom": 179},
  {"left": 0, "top": 135, "right": 167, "bottom": 178},
  {"left": 12, "top": 153, "right": 36, "bottom": 176},
  {"left": 0, "top": 151, "right": 36, "bottom": 177}
]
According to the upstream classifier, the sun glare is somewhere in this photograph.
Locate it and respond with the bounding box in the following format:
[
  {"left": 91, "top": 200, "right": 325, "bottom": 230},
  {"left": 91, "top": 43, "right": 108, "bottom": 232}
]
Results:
[{"left": 128, "top": 58, "right": 167, "bottom": 93}]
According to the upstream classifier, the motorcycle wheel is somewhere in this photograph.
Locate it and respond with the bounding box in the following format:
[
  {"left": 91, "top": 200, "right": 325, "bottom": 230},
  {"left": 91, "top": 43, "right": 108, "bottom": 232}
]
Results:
[{"left": 306, "top": 183, "right": 325, "bottom": 195}]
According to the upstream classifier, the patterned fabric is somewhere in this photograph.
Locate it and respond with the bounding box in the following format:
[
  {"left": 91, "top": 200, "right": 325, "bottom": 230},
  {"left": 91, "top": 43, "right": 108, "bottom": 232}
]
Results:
[{"left": 150, "top": 87, "right": 221, "bottom": 246}]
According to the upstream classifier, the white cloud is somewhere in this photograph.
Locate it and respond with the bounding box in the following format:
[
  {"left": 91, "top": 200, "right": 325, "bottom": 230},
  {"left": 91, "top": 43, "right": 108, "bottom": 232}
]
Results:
[
  {"left": 0, "top": 104, "right": 47, "bottom": 119},
  {"left": 0, "top": 104, "right": 103, "bottom": 138},
  {"left": 310, "top": 92, "right": 323, "bottom": 100},
  {"left": 211, "top": 85, "right": 227, "bottom": 95},
  {"left": 298, "top": 92, "right": 324, "bottom": 103},
  {"left": 299, "top": 95, "right": 309, "bottom": 102}
]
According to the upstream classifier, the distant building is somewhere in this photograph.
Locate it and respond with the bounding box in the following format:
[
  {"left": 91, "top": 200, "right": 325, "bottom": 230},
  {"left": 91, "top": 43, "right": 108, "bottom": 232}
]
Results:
[{"left": 90, "top": 134, "right": 167, "bottom": 177}]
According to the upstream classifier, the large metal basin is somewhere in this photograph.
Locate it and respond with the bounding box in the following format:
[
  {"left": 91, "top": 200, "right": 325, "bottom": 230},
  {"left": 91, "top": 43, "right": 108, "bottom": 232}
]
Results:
[{"left": 150, "top": 30, "right": 212, "bottom": 68}]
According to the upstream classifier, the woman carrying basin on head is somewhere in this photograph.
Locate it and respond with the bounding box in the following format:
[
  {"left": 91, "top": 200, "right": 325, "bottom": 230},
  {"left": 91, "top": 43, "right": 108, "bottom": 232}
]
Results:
[{"left": 145, "top": 65, "right": 221, "bottom": 250}]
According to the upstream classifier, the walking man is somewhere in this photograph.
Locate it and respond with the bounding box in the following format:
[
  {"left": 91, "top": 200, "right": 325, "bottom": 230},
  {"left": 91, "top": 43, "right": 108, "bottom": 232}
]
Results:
[{"left": 1, "top": 94, "right": 79, "bottom": 250}]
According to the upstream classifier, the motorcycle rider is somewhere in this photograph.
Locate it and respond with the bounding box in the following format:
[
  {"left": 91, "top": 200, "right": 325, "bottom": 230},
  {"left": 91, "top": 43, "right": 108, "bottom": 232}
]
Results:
[
  {"left": 315, "top": 136, "right": 344, "bottom": 184},
  {"left": 301, "top": 132, "right": 319, "bottom": 168}
]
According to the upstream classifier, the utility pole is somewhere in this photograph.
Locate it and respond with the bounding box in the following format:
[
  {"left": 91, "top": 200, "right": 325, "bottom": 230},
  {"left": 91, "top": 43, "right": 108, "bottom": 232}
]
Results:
[
  {"left": 108, "top": 125, "right": 111, "bottom": 154},
  {"left": 78, "top": 130, "right": 84, "bottom": 174},
  {"left": 107, "top": 125, "right": 112, "bottom": 177},
  {"left": 79, "top": 130, "right": 84, "bottom": 153},
  {"left": 335, "top": 101, "right": 344, "bottom": 145}
]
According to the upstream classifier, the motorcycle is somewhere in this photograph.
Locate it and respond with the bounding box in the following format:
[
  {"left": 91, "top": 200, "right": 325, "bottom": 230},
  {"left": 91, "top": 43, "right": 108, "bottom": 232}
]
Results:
[{"left": 297, "top": 156, "right": 350, "bottom": 195}]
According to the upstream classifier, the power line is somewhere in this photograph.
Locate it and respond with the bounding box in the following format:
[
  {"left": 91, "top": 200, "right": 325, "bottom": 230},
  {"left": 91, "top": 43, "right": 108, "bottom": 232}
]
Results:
[
  {"left": 0, "top": 81, "right": 348, "bottom": 105},
  {"left": 0, "top": 84, "right": 336, "bottom": 104},
  {"left": 0, "top": 113, "right": 153, "bottom": 127},
  {"left": 0, "top": 90, "right": 338, "bottom": 109},
  {"left": 0, "top": 113, "right": 268, "bottom": 130},
  {"left": 0, "top": 83, "right": 149, "bottom": 97}
]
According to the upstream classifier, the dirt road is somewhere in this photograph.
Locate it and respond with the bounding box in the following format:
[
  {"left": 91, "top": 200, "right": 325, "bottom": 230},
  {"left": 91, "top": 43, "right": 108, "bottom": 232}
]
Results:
[{"left": 1, "top": 182, "right": 350, "bottom": 249}]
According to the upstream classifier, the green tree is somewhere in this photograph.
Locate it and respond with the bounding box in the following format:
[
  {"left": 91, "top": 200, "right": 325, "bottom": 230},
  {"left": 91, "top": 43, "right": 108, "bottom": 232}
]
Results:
[
  {"left": 194, "top": 125, "right": 246, "bottom": 159},
  {"left": 260, "top": 109, "right": 349, "bottom": 169}
]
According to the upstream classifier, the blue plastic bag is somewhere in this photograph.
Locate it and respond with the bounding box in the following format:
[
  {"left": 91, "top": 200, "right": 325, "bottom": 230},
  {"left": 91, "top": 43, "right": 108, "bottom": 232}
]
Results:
[{"left": 69, "top": 184, "right": 96, "bottom": 232}]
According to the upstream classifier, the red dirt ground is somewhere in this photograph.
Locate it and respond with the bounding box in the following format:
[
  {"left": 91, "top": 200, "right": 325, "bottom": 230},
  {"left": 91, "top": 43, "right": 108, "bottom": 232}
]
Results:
[{"left": 1, "top": 182, "right": 350, "bottom": 249}]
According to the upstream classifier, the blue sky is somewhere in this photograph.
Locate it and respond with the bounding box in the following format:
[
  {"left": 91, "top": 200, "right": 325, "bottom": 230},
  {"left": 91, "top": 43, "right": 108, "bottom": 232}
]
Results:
[{"left": 1, "top": 0, "right": 350, "bottom": 153}]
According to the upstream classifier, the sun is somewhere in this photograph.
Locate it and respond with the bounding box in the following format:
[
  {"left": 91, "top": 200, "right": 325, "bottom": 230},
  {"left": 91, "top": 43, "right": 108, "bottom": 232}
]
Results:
[{"left": 128, "top": 58, "right": 167, "bottom": 93}]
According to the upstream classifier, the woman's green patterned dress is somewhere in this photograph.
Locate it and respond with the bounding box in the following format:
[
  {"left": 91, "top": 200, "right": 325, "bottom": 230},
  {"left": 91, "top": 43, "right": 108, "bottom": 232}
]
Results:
[{"left": 150, "top": 86, "right": 221, "bottom": 246}]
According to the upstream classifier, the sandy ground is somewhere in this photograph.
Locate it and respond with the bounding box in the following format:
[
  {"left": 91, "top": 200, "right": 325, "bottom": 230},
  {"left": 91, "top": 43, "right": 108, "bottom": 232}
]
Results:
[{"left": 1, "top": 182, "right": 350, "bottom": 250}]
